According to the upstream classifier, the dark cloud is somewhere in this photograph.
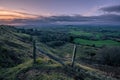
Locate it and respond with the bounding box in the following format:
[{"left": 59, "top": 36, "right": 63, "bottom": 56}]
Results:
[
  {"left": 100, "top": 5, "right": 120, "bottom": 13},
  {"left": 0, "top": 15, "right": 94, "bottom": 25},
  {"left": 1, "top": 14, "right": 120, "bottom": 26},
  {"left": 39, "top": 15, "right": 92, "bottom": 22}
]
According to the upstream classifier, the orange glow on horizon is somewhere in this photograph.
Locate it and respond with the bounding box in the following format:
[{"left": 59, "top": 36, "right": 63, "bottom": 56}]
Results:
[{"left": 0, "top": 9, "right": 38, "bottom": 20}]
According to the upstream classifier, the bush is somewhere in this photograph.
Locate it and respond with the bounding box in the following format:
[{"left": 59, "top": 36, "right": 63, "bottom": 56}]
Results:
[{"left": 98, "top": 46, "right": 120, "bottom": 66}]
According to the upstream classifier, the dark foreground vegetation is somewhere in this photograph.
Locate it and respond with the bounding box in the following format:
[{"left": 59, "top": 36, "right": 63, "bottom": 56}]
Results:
[{"left": 0, "top": 25, "right": 120, "bottom": 80}]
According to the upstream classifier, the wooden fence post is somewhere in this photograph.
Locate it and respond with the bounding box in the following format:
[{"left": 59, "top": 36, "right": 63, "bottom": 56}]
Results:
[
  {"left": 71, "top": 44, "right": 77, "bottom": 67},
  {"left": 33, "top": 39, "right": 36, "bottom": 64}
]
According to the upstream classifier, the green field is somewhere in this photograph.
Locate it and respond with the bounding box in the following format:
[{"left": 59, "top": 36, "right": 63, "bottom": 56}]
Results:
[
  {"left": 70, "top": 30, "right": 93, "bottom": 36},
  {"left": 70, "top": 30, "right": 105, "bottom": 40},
  {"left": 74, "top": 38, "right": 120, "bottom": 47}
]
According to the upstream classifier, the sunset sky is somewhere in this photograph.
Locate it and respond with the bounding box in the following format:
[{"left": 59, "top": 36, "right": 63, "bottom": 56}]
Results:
[{"left": 0, "top": 0, "right": 120, "bottom": 25}]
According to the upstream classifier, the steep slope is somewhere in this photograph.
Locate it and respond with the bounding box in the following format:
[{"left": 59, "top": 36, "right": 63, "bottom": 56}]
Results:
[{"left": 0, "top": 25, "right": 33, "bottom": 67}]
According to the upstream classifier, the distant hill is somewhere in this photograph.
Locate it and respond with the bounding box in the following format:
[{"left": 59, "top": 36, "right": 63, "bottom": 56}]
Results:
[{"left": 0, "top": 25, "right": 34, "bottom": 67}]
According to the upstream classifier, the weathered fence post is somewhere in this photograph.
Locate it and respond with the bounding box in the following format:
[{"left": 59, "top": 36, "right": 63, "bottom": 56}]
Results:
[
  {"left": 71, "top": 44, "right": 77, "bottom": 67},
  {"left": 33, "top": 39, "right": 36, "bottom": 64}
]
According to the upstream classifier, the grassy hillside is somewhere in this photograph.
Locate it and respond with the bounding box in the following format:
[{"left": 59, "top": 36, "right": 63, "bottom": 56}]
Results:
[
  {"left": 0, "top": 58, "right": 74, "bottom": 80},
  {"left": 0, "top": 25, "right": 33, "bottom": 67},
  {"left": 0, "top": 57, "right": 118, "bottom": 80}
]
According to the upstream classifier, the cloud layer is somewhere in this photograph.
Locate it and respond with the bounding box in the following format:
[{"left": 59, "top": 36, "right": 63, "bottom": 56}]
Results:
[
  {"left": 2, "top": 14, "right": 119, "bottom": 26},
  {"left": 100, "top": 5, "right": 120, "bottom": 13}
]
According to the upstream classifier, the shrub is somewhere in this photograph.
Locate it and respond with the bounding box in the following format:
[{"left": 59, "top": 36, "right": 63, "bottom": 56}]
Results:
[{"left": 98, "top": 46, "right": 120, "bottom": 66}]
